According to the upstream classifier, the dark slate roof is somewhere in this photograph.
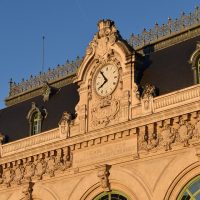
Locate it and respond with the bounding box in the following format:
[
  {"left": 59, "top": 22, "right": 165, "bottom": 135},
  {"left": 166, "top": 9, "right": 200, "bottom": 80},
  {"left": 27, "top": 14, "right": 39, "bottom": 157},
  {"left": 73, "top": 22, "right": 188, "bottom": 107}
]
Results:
[
  {"left": 0, "top": 83, "right": 79, "bottom": 142},
  {"left": 139, "top": 35, "right": 200, "bottom": 95}
]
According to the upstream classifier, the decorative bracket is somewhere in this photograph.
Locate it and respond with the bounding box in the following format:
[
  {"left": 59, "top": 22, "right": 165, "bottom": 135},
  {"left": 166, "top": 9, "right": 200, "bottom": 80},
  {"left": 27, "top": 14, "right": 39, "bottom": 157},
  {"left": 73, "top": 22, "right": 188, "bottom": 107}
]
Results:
[{"left": 96, "top": 164, "right": 111, "bottom": 192}]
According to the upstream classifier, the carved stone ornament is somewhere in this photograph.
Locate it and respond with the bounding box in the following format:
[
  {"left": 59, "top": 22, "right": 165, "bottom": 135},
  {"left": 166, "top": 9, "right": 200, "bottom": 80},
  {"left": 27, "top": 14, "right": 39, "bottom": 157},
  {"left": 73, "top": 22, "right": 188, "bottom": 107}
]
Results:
[
  {"left": 141, "top": 83, "right": 156, "bottom": 111},
  {"left": 189, "top": 41, "right": 200, "bottom": 68},
  {"left": 21, "top": 181, "right": 33, "bottom": 200},
  {"left": 159, "top": 124, "right": 176, "bottom": 151},
  {"left": 42, "top": 81, "right": 52, "bottom": 102},
  {"left": 0, "top": 133, "right": 5, "bottom": 145},
  {"left": 2, "top": 166, "right": 15, "bottom": 187},
  {"left": 96, "top": 164, "right": 111, "bottom": 192},
  {"left": 91, "top": 96, "right": 120, "bottom": 127},
  {"left": 46, "top": 151, "right": 57, "bottom": 177},
  {"left": 35, "top": 155, "right": 47, "bottom": 180},
  {"left": 14, "top": 161, "right": 24, "bottom": 185},
  {"left": 138, "top": 112, "right": 200, "bottom": 153},
  {"left": 24, "top": 160, "right": 35, "bottom": 181},
  {"left": 59, "top": 111, "right": 72, "bottom": 138},
  {"left": 26, "top": 102, "right": 47, "bottom": 122},
  {"left": 177, "top": 117, "right": 194, "bottom": 147},
  {"left": 86, "top": 19, "right": 120, "bottom": 59}
]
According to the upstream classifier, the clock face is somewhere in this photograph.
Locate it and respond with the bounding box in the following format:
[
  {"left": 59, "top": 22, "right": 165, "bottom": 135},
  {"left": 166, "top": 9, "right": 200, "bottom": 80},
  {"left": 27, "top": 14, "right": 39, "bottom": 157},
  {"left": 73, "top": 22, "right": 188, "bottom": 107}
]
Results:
[{"left": 95, "top": 64, "right": 119, "bottom": 96}]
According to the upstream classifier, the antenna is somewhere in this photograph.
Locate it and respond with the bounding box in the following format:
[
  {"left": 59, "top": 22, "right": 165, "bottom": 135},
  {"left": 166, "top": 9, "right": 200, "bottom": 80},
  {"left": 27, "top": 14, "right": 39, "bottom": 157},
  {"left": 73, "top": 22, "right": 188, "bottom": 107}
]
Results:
[{"left": 42, "top": 36, "right": 45, "bottom": 72}]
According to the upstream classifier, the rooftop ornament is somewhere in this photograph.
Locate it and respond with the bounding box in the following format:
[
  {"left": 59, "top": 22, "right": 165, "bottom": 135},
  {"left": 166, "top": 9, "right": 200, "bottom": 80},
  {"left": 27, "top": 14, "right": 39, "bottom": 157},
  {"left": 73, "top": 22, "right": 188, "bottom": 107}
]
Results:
[
  {"left": 128, "top": 6, "right": 200, "bottom": 48},
  {"left": 8, "top": 57, "right": 82, "bottom": 97}
]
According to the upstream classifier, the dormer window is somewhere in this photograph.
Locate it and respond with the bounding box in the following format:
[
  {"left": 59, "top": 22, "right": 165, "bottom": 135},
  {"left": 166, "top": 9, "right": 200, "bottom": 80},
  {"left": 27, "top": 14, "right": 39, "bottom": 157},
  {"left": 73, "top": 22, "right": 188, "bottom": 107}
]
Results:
[
  {"left": 189, "top": 42, "right": 200, "bottom": 84},
  {"left": 197, "top": 58, "right": 200, "bottom": 83},
  {"left": 31, "top": 112, "right": 41, "bottom": 135},
  {"left": 27, "top": 102, "right": 47, "bottom": 136}
]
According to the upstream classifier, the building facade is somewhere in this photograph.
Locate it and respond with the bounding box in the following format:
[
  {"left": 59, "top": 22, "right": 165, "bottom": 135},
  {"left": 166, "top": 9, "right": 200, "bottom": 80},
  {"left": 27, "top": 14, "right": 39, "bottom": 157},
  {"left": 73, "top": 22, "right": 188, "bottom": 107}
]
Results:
[{"left": 0, "top": 8, "right": 200, "bottom": 200}]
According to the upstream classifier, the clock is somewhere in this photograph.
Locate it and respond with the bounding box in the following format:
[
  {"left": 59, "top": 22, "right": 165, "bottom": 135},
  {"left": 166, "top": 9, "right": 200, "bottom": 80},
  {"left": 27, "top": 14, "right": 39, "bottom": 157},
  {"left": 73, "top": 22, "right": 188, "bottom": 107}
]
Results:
[{"left": 95, "top": 64, "right": 119, "bottom": 96}]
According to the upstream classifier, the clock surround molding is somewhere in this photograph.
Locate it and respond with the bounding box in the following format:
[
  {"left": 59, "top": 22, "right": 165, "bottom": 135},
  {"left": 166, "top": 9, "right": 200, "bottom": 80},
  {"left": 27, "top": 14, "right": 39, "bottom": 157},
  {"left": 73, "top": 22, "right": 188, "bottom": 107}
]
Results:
[{"left": 74, "top": 19, "right": 138, "bottom": 133}]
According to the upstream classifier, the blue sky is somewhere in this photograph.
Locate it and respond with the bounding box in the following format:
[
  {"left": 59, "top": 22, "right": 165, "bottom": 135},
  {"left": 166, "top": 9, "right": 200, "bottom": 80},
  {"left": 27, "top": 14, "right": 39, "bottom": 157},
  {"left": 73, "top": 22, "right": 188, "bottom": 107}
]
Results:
[{"left": 0, "top": 0, "right": 199, "bottom": 108}]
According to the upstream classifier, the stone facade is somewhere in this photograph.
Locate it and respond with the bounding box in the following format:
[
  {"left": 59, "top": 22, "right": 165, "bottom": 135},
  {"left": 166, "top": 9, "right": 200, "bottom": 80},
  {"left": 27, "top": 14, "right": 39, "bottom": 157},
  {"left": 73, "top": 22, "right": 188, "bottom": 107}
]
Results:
[{"left": 1, "top": 18, "right": 200, "bottom": 200}]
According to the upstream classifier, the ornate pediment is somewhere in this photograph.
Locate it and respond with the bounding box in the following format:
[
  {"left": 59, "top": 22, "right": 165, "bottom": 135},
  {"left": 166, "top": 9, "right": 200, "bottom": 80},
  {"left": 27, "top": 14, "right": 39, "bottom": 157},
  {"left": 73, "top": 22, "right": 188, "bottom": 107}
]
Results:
[
  {"left": 75, "top": 19, "right": 133, "bottom": 84},
  {"left": 86, "top": 19, "right": 120, "bottom": 58},
  {"left": 72, "top": 19, "right": 139, "bottom": 133}
]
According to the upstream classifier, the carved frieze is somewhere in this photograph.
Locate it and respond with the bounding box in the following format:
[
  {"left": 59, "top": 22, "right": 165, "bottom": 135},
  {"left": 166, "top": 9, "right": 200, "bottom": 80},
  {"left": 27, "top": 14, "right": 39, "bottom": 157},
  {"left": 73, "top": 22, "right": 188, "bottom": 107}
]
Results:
[
  {"left": 138, "top": 111, "right": 200, "bottom": 153},
  {"left": 35, "top": 155, "right": 47, "bottom": 180},
  {"left": 0, "top": 146, "right": 73, "bottom": 188}
]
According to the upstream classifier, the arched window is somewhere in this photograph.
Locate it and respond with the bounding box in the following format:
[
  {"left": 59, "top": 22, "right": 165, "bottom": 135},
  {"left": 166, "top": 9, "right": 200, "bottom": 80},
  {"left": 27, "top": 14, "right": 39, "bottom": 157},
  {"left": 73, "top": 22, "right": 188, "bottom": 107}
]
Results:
[
  {"left": 94, "top": 190, "right": 130, "bottom": 200},
  {"left": 189, "top": 42, "right": 200, "bottom": 84},
  {"left": 197, "top": 58, "right": 200, "bottom": 83},
  {"left": 31, "top": 112, "right": 41, "bottom": 135},
  {"left": 177, "top": 175, "right": 200, "bottom": 200},
  {"left": 27, "top": 102, "right": 47, "bottom": 136}
]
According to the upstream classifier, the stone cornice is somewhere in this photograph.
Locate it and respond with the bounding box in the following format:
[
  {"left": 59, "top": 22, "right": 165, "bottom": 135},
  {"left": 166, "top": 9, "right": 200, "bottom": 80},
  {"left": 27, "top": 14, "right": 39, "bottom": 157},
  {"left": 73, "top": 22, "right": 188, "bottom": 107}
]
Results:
[{"left": 1, "top": 84, "right": 200, "bottom": 164}]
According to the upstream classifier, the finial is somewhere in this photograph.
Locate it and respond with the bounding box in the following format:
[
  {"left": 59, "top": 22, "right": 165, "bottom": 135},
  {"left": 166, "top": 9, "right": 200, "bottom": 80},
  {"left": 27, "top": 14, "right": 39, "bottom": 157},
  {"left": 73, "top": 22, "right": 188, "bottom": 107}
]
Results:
[{"left": 97, "top": 19, "right": 114, "bottom": 31}]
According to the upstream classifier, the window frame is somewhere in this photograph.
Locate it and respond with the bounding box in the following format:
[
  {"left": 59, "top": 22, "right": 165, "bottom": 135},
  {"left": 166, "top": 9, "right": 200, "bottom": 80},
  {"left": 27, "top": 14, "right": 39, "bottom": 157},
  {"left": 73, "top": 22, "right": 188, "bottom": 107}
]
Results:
[
  {"left": 177, "top": 175, "right": 200, "bottom": 200},
  {"left": 93, "top": 190, "right": 130, "bottom": 200},
  {"left": 30, "top": 111, "right": 42, "bottom": 135}
]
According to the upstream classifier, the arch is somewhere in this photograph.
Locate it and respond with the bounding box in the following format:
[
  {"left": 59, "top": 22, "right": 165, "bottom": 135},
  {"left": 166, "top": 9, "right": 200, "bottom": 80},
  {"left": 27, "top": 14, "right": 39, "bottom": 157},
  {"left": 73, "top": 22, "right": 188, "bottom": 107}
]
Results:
[
  {"left": 74, "top": 20, "right": 133, "bottom": 84},
  {"left": 68, "top": 166, "right": 151, "bottom": 200},
  {"left": 189, "top": 42, "right": 200, "bottom": 83},
  {"left": 164, "top": 161, "right": 200, "bottom": 200},
  {"left": 75, "top": 41, "right": 132, "bottom": 84},
  {"left": 93, "top": 190, "right": 130, "bottom": 200},
  {"left": 7, "top": 184, "right": 59, "bottom": 200}
]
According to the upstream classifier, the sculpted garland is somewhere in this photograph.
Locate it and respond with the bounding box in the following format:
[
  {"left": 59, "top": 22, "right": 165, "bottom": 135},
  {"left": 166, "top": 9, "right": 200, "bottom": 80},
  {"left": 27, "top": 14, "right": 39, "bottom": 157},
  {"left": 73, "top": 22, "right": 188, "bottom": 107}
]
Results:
[
  {"left": 0, "top": 147, "right": 72, "bottom": 187},
  {"left": 138, "top": 112, "right": 200, "bottom": 152}
]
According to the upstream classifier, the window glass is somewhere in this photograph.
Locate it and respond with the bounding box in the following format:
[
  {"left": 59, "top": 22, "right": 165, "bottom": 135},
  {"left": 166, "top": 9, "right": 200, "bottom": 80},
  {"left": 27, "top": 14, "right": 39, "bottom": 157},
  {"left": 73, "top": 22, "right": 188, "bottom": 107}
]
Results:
[
  {"left": 178, "top": 175, "right": 200, "bottom": 200},
  {"left": 94, "top": 191, "right": 129, "bottom": 200},
  {"left": 31, "top": 112, "right": 41, "bottom": 135}
]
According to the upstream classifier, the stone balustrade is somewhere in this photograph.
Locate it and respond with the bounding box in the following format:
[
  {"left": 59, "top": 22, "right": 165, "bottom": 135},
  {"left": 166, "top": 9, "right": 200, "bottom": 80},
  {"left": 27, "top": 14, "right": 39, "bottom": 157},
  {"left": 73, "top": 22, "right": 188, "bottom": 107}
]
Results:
[
  {"left": 1, "top": 128, "right": 60, "bottom": 157},
  {"left": 153, "top": 84, "right": 200, "bottom": 112}
]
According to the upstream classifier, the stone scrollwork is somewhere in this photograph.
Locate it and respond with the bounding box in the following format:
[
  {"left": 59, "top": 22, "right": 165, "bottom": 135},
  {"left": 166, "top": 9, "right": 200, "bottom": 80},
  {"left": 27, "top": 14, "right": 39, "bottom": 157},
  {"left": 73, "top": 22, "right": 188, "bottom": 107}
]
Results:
[
  {"left": 159, "top": 124, "right": 176, "bottom": 151},
  {"left": 96, "top": 164, "right": 111, "bottom": 192},
  {"left": 141, "top": 83, "right": 156, "bottom": 111},
  {"left": 0, "top": 146, "right": 73, "bottom": 188},
  {"left": 21, "top": 181, "right": 33, "bottom": 200},
  {"left": 24, "top": 160, "right": 35, "bottom": 181},
  {"left": 14, "top": 160, "right": 24, "bottom": 185},
  {"left": 177, "top": 117, "right": 194, "bottom": 147},
  {"left": 91, "top": 96, "right": 120, "bottom": 127},
  {"left": 2, "top": 165, "right": 15, "bottom": 187},
  {"left": 59, "top": 111, "right": 72, "bottom": 139},
  {"left": 138, "top": 112, "right": 200, "bottom": 153},
  {"left": 46, "top": 151, "right": 57, "bottom": 177},
  {"left": 62, "top": 146, "right": 73, "bottom": 170},
  {"left": 35, "top": 155, "right": 47, "bottom": 180},
  {"left": 86, "top": 19, "right": 120, "bottom": 59}
]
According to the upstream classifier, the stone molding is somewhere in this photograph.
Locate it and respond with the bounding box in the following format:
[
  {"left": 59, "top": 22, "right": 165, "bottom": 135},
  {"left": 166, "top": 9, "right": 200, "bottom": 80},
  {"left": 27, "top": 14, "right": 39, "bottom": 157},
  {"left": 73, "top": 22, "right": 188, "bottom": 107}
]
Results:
[
  {"left": 0, "top": 146, "right": 72, "bottom": 188},
  {"left": 153, "top": 84, "right": 200, "bottom": 112},
  {"left": 1, "top": 84, "right": 200, "bottom": 189},
  {"left": 2, "top": 84, "right": 200, "bottom": 158}
]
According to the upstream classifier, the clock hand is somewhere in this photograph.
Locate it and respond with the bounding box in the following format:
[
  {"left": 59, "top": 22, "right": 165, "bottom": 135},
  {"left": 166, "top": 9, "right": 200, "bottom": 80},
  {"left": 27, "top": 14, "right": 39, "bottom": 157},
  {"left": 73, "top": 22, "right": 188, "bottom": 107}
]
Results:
[
  {"left": 98, "top": 79, "right": 107, "bottom": 90},
  {"left": 100, "top": 71, "right": 108, "bottom": 82}
]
